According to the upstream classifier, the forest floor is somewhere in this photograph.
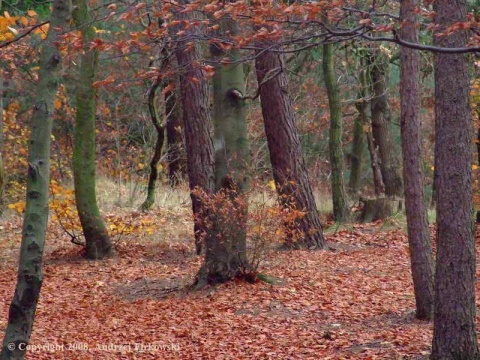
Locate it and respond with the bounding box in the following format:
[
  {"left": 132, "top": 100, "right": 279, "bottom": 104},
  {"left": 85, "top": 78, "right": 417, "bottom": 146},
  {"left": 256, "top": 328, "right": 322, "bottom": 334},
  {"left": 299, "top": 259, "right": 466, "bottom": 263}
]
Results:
[{"left": 0, "top": 184, "right": 470, "bottom": 359}]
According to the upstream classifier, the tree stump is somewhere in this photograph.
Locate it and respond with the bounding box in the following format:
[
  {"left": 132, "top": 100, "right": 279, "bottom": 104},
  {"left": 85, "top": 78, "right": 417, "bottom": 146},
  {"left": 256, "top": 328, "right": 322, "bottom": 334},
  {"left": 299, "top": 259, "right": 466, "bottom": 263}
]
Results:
[{"left": 360, "top": 197, "right": 404, "bottom": 223}]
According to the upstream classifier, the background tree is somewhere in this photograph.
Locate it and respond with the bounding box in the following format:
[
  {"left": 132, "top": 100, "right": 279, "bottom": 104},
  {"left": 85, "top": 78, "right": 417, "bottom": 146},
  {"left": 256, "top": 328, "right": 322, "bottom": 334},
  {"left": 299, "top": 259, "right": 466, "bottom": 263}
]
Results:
[
  {"left": 323, "top": 42, "right": 349, "bottom": 222},
  {"left": 165, "top": 81, "right": 184, "bottom": 187},
  {"left": 348, "top": 56, "right": 367, "bottom": 196},
  {"left": 399, "top": 0, "right": 434, "bottom": 321},
  {"left": 367, "top": 48, "right": 403, "bottom": 197},
  {"left": 0, "top": 0, "right": 71, "bottom": 357}
]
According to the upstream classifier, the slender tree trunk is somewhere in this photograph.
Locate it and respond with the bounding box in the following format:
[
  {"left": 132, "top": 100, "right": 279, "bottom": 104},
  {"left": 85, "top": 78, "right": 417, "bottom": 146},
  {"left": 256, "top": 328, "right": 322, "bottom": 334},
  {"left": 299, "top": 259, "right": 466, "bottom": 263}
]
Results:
[
  {"left": 0, "top": 71, "right": 4, "bottom": 209},
  {"left": 399, "top": 0, "right": 434, "bottom": 321},
  {"left": 349, "top": 109, "right": 366, "bottom": 196},
  {"left": 72, "top": 0, "right": 112, "bottom": 259},
  {"left": 165, "top": 81, "right": 184, "bottom": 187},
  {"left": 431, "top": 0, "right": 479, "bottom": 358},
  {"left": 0, "top": 0, "right": 71, "bottom": 358},
  {"left": 173, "top": 0, "right": 215, "bottom": 255},
  {"left": 356, "top": 53, "right": 385, "bottom": 197},
  {"left": 140, "top": 78, "right": 165, "bottom": 211},
  {"left": 255, "top": 45, "right": 326, "bottom": 249},
  {"left": 195, "top": 16, "right": 250, "bottom": 287},
  {"left": 367, "top": 49, "right": 403, "bottom": 197},
  {"left": 349, "top": 53, "right": 368, "bottom": 196},
  {"left": 323, "top": 43, "right": 349, "bottom": 222},
  {"left": 366, "top": 130, "right": 385, "bottom": 196}
]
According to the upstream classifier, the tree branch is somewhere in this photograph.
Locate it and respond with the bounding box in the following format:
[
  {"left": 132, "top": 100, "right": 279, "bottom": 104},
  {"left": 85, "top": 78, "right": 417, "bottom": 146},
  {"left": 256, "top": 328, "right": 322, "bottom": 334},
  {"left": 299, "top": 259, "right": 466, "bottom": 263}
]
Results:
[{"left": 0, "top": 21, "right": 50, "bottom": 49}]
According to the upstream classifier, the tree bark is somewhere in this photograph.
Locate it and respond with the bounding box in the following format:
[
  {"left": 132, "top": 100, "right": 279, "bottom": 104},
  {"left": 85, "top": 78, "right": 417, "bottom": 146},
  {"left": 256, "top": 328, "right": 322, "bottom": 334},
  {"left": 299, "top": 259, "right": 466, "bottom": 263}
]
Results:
[
  {"left": 72, "top": 0, "right": 112, "bottom": 259},
  {"left": 165, "top": 81, "right": 184, "bottom": 187},
  {"left": 0, "top": 71, "right": 4, "bottom": 209},
  {"left": 349, "top": 107, "right": 366, "bottom": 196},
  {"left": 195, "top": 18, "right": 251, "bottom": 287},
  {"left": 367, "top": 49, "right": 403, "bottom": 197},
  {"left": 0, "top": 0, "right": 71, "bottom": 358},
  {"left": 173, "top": 1, "right": 215, "bottom": 255},
  {"left": 399, "top": 0, "right": 434, "bottom": 321},
  {"left": 431, "top": 0, "right": 479, "bottom": 358},
  {"left": 255, "top": 45, "right": 326, "bottom": 249},
  {"left": 349, "top": 52, "right": 368, "bottom": 196},
  {"left": 323, "top": 43, "right": 349, "bottom": 222}
]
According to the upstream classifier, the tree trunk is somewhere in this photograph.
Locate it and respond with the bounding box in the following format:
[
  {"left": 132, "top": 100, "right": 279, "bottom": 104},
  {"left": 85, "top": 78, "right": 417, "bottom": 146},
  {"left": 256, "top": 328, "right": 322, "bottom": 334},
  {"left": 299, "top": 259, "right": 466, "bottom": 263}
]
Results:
[
  {"left": 140, "top": 78, "right": 165, "bottom": 211},
  {"left": 349, "top": 107, "right": 366, "bottom": 196},
  {"left": 399, "top": 0, "right": 434, "bottom": 321},
  {"left": 323, "top": 43, "right": 349, "bottom": 222},
  {"left": 349, "top": 53, "right": 368, "bottom": 196},
  {"left": 195, "top": 20, "right": 250, "bottom": 287},
  {"left": 0, "top": 71, "right": 4, "bottom": 210},
  {"left": 165, "top": 81, "right": 184, "bottom": 187},
  {"left": 0, "top": 0, "right": 71, "bottom": 358},
  {"left": 360, "top": 196, "right": 402, "bottom": 223},
  {"left": 367, "top": 49, "right": 403, "bottom": 197},
  {"left": 431, "top": 0, "right": 479, "bottom": 358},
  {"left": 255, "top": 45, "right": 326, "bottom": 249},
  {"left": 173, "top": 1, "right": 215, "bottom": 255},
  {"left": 72, "top": 0, "right": 112, "bottom": 259}
]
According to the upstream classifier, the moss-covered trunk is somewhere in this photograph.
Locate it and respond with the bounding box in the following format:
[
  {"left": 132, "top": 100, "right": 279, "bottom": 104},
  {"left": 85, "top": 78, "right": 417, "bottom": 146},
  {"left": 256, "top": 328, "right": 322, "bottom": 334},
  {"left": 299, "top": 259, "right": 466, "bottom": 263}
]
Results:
[
  {"left": 195, "top": 17, "right": 250, "bottom": 288},
  {"left": 72, "top": 0, "right": 112, "bottom": 259},
  {"left": 322, "top": 43, "right": 349, "bottom": 222},
  {"left": 0, "top": 0, "right": 71, "bottom": 358}
]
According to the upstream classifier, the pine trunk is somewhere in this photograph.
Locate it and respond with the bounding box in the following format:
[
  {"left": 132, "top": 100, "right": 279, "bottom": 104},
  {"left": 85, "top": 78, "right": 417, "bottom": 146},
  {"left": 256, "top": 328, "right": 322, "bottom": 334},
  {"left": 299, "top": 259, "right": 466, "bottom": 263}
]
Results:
[
  {"left": 255, "top": 46, "right": 325, "bottom": 249},
  {"left": 400, "top": 0, "right": 434, "bottom": 321},
  {"left": 323, "top": 43, "right": 349, "bottom": 222},
  {"left": 0, "top": 0, "right": 71, "bottom": 358},
  {"left": 72, "top": 0, "right": 112, "bottom": 259},
  {"left": 431, "top": 0, "right": 479, "bottom": 358},
  {"left": 173, "top": 1, "right": 215, "bottom": 255},
  {"left": 367, "top": 50, "right": 403, "bottom": 197}
]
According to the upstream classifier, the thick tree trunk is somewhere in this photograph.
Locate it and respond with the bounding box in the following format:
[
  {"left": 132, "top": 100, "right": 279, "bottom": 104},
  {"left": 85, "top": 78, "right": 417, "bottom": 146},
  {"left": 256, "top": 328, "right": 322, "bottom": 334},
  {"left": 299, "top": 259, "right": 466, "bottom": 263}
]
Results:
[
  {"left": 194, "top": 13, "right": 251, "bottom": 288},
  {"left": 322, "top": 43, "right": 349, "bottom": 223},
  {"left": 72, "top": 0, "right": 112, "bottom": 259},
  {"left": 400, "top": 0, "right": 434, "bottom": 321},
  {"left": 173, "top": 1, "right": 215, "bottom": 255},
  {"left": 367, "top": 49, "right": 403, "bottom": 197},
  {"left": 431, "top": 0, "right": 479, "bottom": 358},
  {"left": 0, "top": 0, "right": 71, "bottom": 358},
  {"left": 255, "top": 46, "right": 325, "bottom": 249},
  {"left": 140, "top": 78, "right": 165, "bottom": 211}
]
